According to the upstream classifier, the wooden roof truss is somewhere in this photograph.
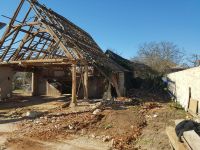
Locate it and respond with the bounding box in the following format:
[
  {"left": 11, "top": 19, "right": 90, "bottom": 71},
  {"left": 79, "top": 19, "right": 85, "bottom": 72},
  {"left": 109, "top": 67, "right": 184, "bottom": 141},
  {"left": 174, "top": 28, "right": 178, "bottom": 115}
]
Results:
[{"left": 0, "top": 0, "right": 125, "bottom": 93}]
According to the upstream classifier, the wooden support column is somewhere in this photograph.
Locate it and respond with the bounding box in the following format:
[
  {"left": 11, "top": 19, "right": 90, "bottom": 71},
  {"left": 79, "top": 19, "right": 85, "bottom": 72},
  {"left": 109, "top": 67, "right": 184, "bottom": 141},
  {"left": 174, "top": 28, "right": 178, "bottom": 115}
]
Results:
[
  {"left": 31, "top": 71, "right": 38, "bottom": 96},
  {"left": 83, "top": 65, "right": 88, "bottom": 100},
  {"left": 70, "top": 64, "right": 77, "bottom": 107},
  {"left": 1, "top": 4, "right": 31, "bottom": 61}
]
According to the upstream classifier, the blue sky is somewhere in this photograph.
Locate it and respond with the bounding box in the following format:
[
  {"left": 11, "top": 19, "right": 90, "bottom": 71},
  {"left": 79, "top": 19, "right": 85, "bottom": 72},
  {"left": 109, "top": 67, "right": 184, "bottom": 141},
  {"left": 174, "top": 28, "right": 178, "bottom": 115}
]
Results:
[{"left": 0, "top": 0, "right": 199, "bottom": 59}]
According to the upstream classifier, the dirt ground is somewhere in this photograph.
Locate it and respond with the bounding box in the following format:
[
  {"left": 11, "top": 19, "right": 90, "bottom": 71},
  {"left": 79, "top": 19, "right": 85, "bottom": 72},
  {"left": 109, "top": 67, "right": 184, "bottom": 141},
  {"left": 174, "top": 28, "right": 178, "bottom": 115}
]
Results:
[{"left": 0, "top": 92, "right": 187, "bottom": 150}]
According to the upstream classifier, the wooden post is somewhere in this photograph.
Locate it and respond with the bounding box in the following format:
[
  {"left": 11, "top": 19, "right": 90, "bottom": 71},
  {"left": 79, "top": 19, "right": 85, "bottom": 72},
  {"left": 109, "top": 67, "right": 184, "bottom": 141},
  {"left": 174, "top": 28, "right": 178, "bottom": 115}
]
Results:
[
  {"left": 83, "top": 65, "right": 88, "bottom": 100},
  {"left": 31, "top": 72, "right": 38, "bottom": 96},
  {"left": 70, "top": 64, "right": 77, "bottom": 107}
]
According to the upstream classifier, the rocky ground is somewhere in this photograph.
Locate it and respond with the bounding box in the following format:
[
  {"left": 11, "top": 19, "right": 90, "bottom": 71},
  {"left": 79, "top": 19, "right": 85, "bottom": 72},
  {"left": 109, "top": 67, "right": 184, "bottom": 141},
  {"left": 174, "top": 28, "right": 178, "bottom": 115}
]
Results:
[{"left": 0, "top": 91, "right": 187, "bottom": 150}]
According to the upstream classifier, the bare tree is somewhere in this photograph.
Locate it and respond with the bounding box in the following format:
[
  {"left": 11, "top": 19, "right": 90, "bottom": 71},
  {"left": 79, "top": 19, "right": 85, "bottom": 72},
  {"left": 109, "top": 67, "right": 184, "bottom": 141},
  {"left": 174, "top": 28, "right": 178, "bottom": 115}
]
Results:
[
  {"left": 187, "top": 54, "right": 200, "bottom": 67},
  {"left": 133, "top": 41, "right": 184, "bottom": 74}
]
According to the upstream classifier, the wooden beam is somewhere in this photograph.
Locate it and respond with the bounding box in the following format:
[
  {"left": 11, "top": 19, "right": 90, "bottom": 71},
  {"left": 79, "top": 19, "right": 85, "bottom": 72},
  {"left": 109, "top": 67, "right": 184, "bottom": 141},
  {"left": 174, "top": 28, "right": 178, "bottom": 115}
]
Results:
[
  {"left": 26, "top": 32, "right": 45, "bottom": 60},
  {"left": 70, "top": 64, "right": 77, "bottom": 107},
  {"left": 22, "top": 46, "right": 63, "bottom": 58},
  {"left": 43, "top": 24, "right": 74, "bottom": 59},
  {"left": 0, "top": 4, "right": 31, "bottom": 61},
  {"left": 0, "top": 58, "right": 77, "bottom": 64},
  {"left": 13, "top": 21, "right": 42, "bottom": 28},
  {"left": 17, "top": 35, "right": 36, "bottom": 60},
  {"left": 41, "top": 41, "right": 56, "bottom": 59},
  {"left": 0, "top": 0, "right": 25, "bottom": 47},
  {"left": 3, "top": 26, "right": 20, "bottom": 40},
  {"left": 18, "top": 28, "right": 53, "bottom": 42},
  {"left": 9, "top": 19, "right": 37, "bottom": 61},
  {"left": 83, "top": 65, "right": 88, "bottom": 100},
  {"left": 35, "top": 38, "right": 50, "bottom": 59},
  {"left": 32, "top": 71, "right": 38, "bottom": 96}
]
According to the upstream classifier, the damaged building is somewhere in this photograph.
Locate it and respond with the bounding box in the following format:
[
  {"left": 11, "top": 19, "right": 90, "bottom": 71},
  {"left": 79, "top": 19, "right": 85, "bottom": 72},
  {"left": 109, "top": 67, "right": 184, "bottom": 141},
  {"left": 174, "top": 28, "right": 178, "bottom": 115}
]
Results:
[{"left": 0, "top": 0, "right": 131, "bottom": 104}]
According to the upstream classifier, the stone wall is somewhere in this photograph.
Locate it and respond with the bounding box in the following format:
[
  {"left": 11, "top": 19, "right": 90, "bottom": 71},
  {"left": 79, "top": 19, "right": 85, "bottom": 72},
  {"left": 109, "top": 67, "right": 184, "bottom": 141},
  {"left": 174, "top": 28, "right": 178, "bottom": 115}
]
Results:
[
  {"left": 167, "top": 67, "right": 200, "bottom": 113},
  {"left": 0, "top": 66, "right": 14, "bottom": 100}
]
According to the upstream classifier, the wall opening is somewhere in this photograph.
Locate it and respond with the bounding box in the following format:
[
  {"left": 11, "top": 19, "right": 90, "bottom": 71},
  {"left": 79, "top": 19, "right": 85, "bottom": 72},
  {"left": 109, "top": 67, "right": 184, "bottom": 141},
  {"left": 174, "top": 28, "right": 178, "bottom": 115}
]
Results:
[{"left": 12, "top": 72, "right": 32, "bottom": 95}]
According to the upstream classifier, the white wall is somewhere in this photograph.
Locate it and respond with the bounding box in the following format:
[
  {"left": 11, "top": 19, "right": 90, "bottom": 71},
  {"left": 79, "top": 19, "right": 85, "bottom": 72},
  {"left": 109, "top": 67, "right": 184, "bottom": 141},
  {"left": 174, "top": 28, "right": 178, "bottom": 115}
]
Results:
[{"left": 167, "top": 67, "right": 200, "bottom": 113}]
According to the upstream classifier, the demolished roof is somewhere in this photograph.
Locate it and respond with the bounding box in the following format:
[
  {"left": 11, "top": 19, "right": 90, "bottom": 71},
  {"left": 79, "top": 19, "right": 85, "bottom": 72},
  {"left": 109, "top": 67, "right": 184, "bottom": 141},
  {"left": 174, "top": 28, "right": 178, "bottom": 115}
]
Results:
[
  {"left": 0, "top": 0, "right": 125, "bottom": 77},
  {"left": 105, "top": 50, "right": 132, "bottom": 71},
  {"left": 105, "top": 50, "right": 159, "bottom": 77}
]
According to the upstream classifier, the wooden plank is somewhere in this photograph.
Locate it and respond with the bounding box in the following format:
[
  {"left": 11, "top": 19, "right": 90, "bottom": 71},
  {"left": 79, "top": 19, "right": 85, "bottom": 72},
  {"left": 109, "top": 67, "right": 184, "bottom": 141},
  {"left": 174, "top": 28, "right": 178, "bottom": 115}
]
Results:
[
  {"left": 182, "top": 137, "right": 192, "bottom": 150},
  {"left": 174, "top": 120, "right": 192, "bottom": 150},
  {"left": 166, "top": 126, "right": 187, "bottom": 150},
  {"left": 188, "top": 99, "right": 198, "bottom": 115},
  {"left": 42, "top": 23, "right": 74, "bottom": 59},
  {"left": 183, "top": 130, "right": 200, "bottom": 150}
]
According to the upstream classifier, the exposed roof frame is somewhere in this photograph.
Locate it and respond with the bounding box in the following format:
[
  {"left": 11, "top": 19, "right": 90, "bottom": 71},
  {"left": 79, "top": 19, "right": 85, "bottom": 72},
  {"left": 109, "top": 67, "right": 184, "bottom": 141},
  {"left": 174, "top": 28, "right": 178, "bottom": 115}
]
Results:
[{"left": 0, "top": 0, "right": 126, "bottom": 79}]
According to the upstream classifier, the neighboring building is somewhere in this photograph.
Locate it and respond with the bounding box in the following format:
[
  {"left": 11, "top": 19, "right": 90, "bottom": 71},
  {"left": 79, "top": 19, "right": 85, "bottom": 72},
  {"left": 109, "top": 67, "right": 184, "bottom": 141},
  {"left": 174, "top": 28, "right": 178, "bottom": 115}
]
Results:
[
  {"left": 167, "top": 67, "right": 200, "bottom": 115},
  {"left": 105, "top": 50, "right": 156, "bottom": 91}
]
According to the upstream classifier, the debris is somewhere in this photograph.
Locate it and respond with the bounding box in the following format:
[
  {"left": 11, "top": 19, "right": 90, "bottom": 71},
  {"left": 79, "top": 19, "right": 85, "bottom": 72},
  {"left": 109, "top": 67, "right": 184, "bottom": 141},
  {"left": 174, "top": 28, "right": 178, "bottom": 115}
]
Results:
[
  {"left": 25, "top": 111, "right": 44, "bottom": 118},
  {"left": 92, "top": 109, "right": 101, "bottom": 115},
  {"left": 90, "top": 134, "right": 96, "bottom": 138},
  {"left": 34, "top": 120, "right": 40, "bottom": 124},
  {"left": 51, "top": 120, "right": 56, "bottom": 123},
  {"left": 153, "top": 114, "right": 158, "bottom": 118},
  {"left": 143, "top": 102, "right": 161, "bottom": 110},
  {"left": 61, "top": 102, "right": 70, "bottom": 108},
  {"left": 105, "top": 124, "right": 113, "bottom": 130},
  {"left": 91, "top": 102, "right": 103, "bottom": 110},
  {"left": 68, "top": 124, "right": 74, "bottom": 130},
  {"left": 102, "top": 135, "right": 111, "bottom": 142}
]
